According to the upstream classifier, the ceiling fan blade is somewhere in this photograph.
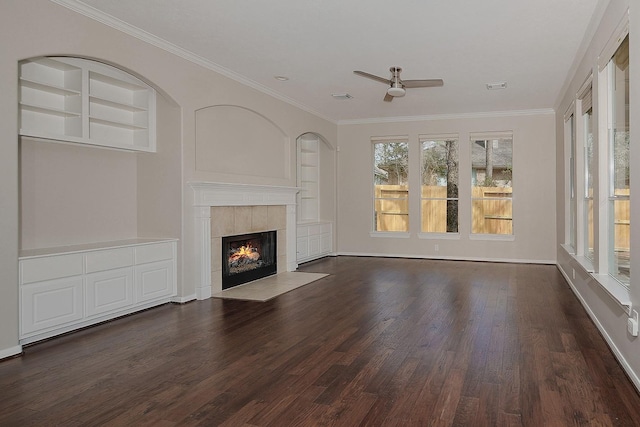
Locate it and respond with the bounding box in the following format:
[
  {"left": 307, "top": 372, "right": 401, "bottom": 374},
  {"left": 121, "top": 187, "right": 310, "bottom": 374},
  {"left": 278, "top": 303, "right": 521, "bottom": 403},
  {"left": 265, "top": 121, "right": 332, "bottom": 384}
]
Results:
[
  {"left": 354, "top": 70, "right": 391, "bottom": 85},
  {"left": 383, "top": 92, "right": 394, "bottom": 102},
  {"left": 402, "top": 79, "right": 444, "bottom": 88}
]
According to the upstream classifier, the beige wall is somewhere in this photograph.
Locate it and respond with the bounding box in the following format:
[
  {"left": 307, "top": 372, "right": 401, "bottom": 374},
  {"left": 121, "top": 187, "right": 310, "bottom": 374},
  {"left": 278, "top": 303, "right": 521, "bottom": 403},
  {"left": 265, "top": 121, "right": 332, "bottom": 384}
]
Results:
[
  {"left": 0, "top": 0, "right": 337, "bottom": 356},
  {"left": 555, "top": 0, "right": 640, "bottom": 389},
  {"left": 337, "top": 113, "right": 557, "bottom": 262},
  {"left": 20, "top": 138, "right": 138, "bottom": 249}
]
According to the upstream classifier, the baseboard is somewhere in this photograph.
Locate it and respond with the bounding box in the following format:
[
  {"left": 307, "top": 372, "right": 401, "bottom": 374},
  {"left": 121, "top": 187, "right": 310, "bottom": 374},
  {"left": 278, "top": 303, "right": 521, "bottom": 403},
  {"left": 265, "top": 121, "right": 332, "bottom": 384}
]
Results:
[
  {"left": 557, "top": 264, "right": 640, "bottom": 394},
  {"left": 172, "top": 294, "right": 197, "bottom": 304},
  {"left": 0, "top": 345, "right": 23, "bottom": 360},
  {"left": 336, "top": 251, "right": 556, "bottom": 265}
]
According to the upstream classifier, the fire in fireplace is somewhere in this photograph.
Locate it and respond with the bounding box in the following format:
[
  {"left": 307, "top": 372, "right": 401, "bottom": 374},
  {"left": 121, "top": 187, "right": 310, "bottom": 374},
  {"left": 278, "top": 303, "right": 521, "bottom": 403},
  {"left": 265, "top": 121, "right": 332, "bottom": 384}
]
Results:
[{"left": 222, "top": 231, "right": 277, "bottom": 289}]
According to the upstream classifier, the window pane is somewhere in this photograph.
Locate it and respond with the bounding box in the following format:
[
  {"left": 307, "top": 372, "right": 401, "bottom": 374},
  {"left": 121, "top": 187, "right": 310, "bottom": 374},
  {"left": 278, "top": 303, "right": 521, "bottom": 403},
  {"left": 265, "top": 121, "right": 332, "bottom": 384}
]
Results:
[
  {"left": 421, "top": 138, "right": 458, "bottom": 233},
  {"left": 584, "top": 108, "right": 594, "bottom": 261},
  {"left": 374, "top": 141, "right": 409, "bottom": 232},
  {"left": 608, "top": 35, "right": 629, "bottom": 284},
  {"left": 471, "top": 135, "right": 513, "bottom": 235},
  {"left": 569, "top": 115, "right": 576, "bottom": 250}
]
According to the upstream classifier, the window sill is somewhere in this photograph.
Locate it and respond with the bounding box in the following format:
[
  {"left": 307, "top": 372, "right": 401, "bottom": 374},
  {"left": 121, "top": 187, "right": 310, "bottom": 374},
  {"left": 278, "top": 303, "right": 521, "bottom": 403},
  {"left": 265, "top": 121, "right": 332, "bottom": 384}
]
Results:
[
  {"left": 370, "top": 231, "right": 410, "bottom": 239},
  {"left": 469, "top": 233, "right": 515, "bottom": 242},
  {"left": 418, "top": 232, "right": 460, "bottom": 240},
  {"left": 591, "top": 273, "right": 631, "bottom": 310},
  {"left": 561, "top": 245, "right": 628, "bottom": 310}
]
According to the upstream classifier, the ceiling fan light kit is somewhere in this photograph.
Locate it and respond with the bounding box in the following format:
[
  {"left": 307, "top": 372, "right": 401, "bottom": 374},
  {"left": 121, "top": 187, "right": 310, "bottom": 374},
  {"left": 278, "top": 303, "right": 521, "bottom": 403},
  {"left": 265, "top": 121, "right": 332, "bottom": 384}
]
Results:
[
  {"left": 387, "top": 86, "right": 406, "bottom": 97},
  {"left": 353, "top": 66, "right": 443, "bottom": 102}
]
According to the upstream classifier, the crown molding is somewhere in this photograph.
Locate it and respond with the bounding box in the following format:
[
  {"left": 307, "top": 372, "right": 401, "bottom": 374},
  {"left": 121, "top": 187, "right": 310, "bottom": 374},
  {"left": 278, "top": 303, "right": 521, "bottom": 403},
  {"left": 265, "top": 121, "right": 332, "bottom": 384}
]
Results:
[
  {"left": 337, "top": 108, "right": 555, "bottom": 125},
  {"left": 50, "top": 0, "right": 337, "bottom": 124}
]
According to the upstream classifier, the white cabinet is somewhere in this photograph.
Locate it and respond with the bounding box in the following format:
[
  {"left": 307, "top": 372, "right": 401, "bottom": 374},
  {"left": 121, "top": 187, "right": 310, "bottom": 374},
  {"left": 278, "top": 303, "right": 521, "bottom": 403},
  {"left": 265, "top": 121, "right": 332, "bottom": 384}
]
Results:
[
  {"left": 19, "top": 57, "right": 156, "bottom": 152},
  {"left": 20, "top": 276, "right": 84, "bottom": 336},
  {"left": 19, "top": 239, "right": 177, "bottom": 344},
  {"left": 85, "top": 267, "right": 134, "bottom": 318},
  {"left": 297, "top": 222, "right": 332, "bottom": 263}
]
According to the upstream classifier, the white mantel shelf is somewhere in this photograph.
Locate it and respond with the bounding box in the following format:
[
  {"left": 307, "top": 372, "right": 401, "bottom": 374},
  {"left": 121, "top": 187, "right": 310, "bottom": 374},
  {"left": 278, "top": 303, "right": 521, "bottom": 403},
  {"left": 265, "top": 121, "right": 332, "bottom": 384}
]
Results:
[
  {"left": 190, "top": 181, "right": 301, "bottom": 207},
  {"left": 189, "top": 181, "right": 300, "bottom": 300}
]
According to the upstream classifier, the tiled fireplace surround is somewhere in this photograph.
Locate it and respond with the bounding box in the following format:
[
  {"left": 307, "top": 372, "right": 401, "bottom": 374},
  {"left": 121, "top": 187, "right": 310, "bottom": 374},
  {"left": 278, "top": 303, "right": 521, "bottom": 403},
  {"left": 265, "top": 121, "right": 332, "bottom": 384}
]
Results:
[{"left": 190, "top": 182, "right": 299, "bottom": 300}]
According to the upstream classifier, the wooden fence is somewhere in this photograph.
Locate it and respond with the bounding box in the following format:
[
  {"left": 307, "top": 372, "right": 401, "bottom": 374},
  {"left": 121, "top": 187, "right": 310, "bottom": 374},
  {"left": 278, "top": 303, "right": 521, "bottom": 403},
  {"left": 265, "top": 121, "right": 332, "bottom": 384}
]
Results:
[{"left": 375, "top": 185, "right": 513, "bottom": 234}]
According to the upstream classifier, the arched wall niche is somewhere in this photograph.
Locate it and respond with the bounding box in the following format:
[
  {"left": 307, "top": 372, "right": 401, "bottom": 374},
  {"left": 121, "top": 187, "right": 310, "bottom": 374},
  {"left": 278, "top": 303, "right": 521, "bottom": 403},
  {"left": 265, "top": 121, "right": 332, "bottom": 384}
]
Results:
[
  {"left": 18, "top": 53, "right": 180, "bottom": 108},
  {"left": 194, "top": 105, "right": 290, "bottom": 180},
  {"left": 18, "top": 54, "right": 182, "bottom": 249}
]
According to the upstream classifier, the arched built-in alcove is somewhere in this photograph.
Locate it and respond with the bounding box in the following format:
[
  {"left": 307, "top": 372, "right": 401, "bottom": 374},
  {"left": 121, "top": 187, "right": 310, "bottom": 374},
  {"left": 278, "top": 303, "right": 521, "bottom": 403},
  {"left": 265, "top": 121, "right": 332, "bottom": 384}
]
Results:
[{"left": 195, "top": 105, "right": 290, "bottom": 180}]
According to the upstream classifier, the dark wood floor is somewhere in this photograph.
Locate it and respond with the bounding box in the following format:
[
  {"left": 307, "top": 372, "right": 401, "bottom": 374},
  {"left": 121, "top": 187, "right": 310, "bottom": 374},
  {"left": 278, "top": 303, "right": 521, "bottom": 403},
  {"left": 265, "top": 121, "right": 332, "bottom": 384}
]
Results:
[{"left": 1, "top": 257, "right": 639, "bottom": 426}]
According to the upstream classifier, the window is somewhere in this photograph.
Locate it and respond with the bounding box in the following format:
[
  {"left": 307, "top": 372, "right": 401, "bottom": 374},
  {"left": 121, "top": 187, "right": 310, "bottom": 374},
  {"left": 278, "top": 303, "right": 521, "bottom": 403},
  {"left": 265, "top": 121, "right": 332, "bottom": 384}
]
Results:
[
  {"left": 471, "top": 132, "right": 513, "bottom": 235},
  {"left": 580, "top": 80, "right": 595, "bottom": 262},
  {"left": 373, "top": 138, "right": 409, "bottom": 232},
  {"left": 565, "top": 112, "right": 577, "bottom": 250},
  {"left": 606, "top": 35, "right": 630, "bottom": 284},
  {"left": 420, "top": 136, "right": 459, "bottom": 233}
]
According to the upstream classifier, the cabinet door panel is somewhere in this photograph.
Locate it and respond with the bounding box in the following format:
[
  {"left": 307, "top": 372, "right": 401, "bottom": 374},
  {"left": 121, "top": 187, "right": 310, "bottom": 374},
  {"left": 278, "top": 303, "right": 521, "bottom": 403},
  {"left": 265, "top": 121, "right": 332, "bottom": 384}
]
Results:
[
  {"left": 135, "top": 260, "right": 174, "bottom": 303},
  {"left": 85, "top": 267, "right": 134, "bottom": 317},
  {"left": 21, "top": 276, "right": 83, "bottom": 336},
  {"left": 309, "top": 235, "right": 322, "bottom": 257}
]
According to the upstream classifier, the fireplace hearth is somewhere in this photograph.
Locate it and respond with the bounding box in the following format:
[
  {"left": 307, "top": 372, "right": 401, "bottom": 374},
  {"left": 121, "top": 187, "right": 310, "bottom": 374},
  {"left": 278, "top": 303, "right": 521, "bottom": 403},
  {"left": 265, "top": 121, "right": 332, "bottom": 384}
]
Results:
[{"left": 222, "top": 231, "right": 277, "bottom": 289}]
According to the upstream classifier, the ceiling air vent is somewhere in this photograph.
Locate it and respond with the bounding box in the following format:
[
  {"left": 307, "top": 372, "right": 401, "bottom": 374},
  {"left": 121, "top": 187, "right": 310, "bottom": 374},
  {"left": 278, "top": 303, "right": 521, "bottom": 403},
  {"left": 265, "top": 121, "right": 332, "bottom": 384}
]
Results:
[{"left": 331, "top": 93, "right": 353, "bottom": 100}]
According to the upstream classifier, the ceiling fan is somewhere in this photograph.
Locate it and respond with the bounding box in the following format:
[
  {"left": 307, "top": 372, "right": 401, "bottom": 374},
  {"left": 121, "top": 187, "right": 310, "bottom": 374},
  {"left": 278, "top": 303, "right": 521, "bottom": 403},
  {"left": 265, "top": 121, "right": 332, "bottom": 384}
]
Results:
[{"left": 353, "top": 66, "right": 443, "bottom": 102}]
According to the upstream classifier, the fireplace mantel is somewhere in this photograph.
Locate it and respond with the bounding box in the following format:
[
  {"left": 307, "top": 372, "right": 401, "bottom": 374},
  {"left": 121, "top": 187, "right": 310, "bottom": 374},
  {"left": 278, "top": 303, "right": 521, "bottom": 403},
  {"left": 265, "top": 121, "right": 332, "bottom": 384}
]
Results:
[{"left": 189, "top": 181, "right": 299, "bottom": 300}]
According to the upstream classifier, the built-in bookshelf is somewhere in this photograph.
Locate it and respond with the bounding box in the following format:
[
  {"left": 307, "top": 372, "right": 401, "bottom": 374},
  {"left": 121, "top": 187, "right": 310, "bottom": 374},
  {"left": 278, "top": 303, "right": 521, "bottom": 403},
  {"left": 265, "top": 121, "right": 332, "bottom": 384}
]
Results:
[
  {"left": 297, "top": 135, "right": 319, "bottom": 222},
  {"left": 19, "top": 57, "right": 156, "bottom": 152}
]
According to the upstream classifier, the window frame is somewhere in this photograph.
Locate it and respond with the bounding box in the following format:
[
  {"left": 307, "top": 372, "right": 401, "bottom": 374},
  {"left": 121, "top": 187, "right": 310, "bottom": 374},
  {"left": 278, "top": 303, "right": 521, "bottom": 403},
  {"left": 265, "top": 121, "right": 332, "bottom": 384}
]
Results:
[
  {"left": 419, "top": 134, "right": 460, "bottom": 236},
  {"left": 469, "top": 131, "right": 514, "bottom": 239},
  {"left": 371, "top": 136, "right": 410, "bottom": 237}
]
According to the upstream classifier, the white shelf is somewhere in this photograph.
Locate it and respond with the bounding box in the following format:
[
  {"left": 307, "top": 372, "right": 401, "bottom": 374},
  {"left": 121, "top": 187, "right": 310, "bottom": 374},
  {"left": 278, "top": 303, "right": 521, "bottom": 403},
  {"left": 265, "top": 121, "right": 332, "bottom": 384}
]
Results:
[
  {"left": 297, "top": 136, "right": 320, "bottom": 223},
  {"left": 19, "top": 57, "right": 156, "bottom": 152}
]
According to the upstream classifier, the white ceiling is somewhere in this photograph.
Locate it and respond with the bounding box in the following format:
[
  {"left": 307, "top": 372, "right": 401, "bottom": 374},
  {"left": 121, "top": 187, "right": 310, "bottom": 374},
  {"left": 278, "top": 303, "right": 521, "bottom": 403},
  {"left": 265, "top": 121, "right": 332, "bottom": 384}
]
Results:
[{"left": 59, "top": 0, "right": 606, "bottom": 123}]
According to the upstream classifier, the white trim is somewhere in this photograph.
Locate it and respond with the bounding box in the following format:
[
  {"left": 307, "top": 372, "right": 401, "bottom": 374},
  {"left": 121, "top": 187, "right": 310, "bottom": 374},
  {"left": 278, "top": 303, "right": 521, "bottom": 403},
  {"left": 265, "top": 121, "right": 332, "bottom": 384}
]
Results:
[
  {"left": 171, "top": 294, "right": 196, "bottom": 304},
  {"left": 557, "top": 264, "right": 640, "bottom": 393},
  {"left": 469, "top": 130, "right": 513, "bottom": 141},
  {"left": 591, "top": 274, "right": 631, "bottom": 308},
  {"left": 418, "top": 232, "right": 461, "bottom": 240},
  {"left": 50, "top": 0, "right": 336, "bottom": 125},
  {"left": 339, "top": 109, "right": 555, "bottom": 125},
  {"left": 419, "top": 133, "right": 459, "bottom": 142},
  {"left": 577, "top": 73, "right": 593, "bottom": 99},
  {"left": 597, "top": 9, "right": 629, "bottom": 72},
  {"left": 469, "top": 233, "right": 515, "bottom": 242},
  {"left": 563, "top": 101, "right": 575, "bottom": 122},
  {"left": 337, "top": 252, "right": 555, "bottom": 265},
  {"left": 370, "top": 135, "right": 409, "bottom": 142},
  {"left": 369, "top": 231, "right": 411, "bottom": 239},
  {"left": 560, "top": 243, "right": 576, "bottom": 256},
  {"left": 0, "top": 345, "right": 22, "bottom": 360}
]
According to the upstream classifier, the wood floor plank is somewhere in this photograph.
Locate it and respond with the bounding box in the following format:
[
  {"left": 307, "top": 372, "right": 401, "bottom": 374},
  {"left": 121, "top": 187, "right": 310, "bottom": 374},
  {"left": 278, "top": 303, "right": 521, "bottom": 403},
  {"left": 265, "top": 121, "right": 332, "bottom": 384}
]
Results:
[{"left": 0, "top": 256, "right": 638, "bottom": 426}]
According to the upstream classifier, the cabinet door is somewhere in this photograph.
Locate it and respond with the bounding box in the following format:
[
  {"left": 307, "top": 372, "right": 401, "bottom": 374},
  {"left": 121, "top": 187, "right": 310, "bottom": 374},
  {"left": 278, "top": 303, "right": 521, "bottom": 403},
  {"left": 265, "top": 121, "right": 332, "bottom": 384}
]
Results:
[
  {"left": 21, "top": 276, "right": 83, "bottom": 336},
  {"left": 135, "top": 260, "right": 174, "bottom": 303},
  {"left": 297, "top": 236, "right": 309, "bottom": 261},
  {"left": 85, "top": 267, "right": 134, "bottom": 317},
  {"left": 308, "top": 235, "right": 322, "bottom": 257}
]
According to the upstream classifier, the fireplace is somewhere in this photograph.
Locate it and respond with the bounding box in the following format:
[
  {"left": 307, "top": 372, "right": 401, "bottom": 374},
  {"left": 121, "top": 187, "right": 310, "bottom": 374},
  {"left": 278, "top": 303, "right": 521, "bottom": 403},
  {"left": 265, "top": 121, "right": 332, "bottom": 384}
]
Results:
[{"left": 222, "top": 231, "right": 277, "bottom": 289}]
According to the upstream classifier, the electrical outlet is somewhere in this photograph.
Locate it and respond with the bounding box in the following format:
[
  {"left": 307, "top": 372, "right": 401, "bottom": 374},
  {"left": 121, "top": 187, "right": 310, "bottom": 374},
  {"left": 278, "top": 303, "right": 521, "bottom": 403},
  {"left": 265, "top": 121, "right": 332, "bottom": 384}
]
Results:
[
  {"left": 628, "top": 309, "right": 639, "bottom": 337},
  {"left": 434, "top": 244, "right": 439, "bottom": 252}
]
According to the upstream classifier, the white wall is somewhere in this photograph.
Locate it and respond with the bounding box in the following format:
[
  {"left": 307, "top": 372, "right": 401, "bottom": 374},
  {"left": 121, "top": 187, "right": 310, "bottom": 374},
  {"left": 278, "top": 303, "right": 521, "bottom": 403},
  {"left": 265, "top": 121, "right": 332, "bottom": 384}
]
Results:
[
  {"left": 337, "top": 113, "right": 557, "bottom": 263},
  {"left": 0, "top": 0, "right": 337, "bottom": 357},
  {"left": 555, "top": 0, "right": 640, "bottom": 390}
]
